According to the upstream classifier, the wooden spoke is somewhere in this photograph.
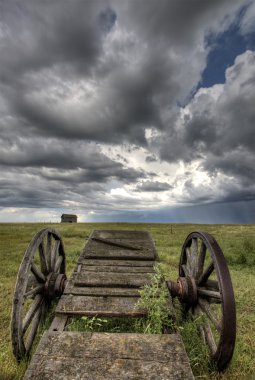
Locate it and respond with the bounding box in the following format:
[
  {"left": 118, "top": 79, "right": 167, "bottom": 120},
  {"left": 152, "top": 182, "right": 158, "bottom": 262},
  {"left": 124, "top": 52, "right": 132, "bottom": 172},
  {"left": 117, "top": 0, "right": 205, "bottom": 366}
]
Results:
[
  {"left": 25, "top": 306, "right": 42, "bottom": 353},
  {"left": 197, "top": 242, "right": 206, "bottom": 279},
  {"left": 195, "top": 305, "right": 217, "bottom": 355},
  {"left": 198, "top": 299, "right": 222, "bottom": 333},
  {"left": 193, "top": 306, "right": 206, "bottom": 344},
  {"left": 51, "top": 240, "right": 60, "bottom": 272},
  {"left": 181, "top": 264, "right": 189, "bottom": 276},
  {"left": 190, "top": 238, "right": 198, "bottom": 277},
  {"left": 46, "top": 233, "right": 52, "bottom": 272},
  {"left": 199, "top": 324, "right": 206, "bottom": 344},
  {"left": 198, "top": 261, "right": 214, "bottom": 285},
  {"left": 24, "top": 284, "right": 44, "bottom": 299},
  {"left": 26, "top": 274, "right": 40, "bottom": 290},
  {"left": 40, "top": 298, "right": 48, "bottom": 322},
  {"left": 54, "top": 255, "right": 63, "bottom": 273},
  {"left": 31, "top": 262, "right": 46, "bottom": 283},
  {"left": 197, "top": 288, "right": 222, "bottom": 301},
  {"left": 39, "top": 242, "right": 48, "bottom": 274},
  {"left": 202, "top": 321, "right": 217, "bottom": 355},
  {"left": 185, "top": 247, "right": 192, "bottom": 274},
  {"left": 22, "top": 295, "right": 43, "bottom": 335},
  {"left": 205, "top": 279, "right": 219, "bottom": 291}
]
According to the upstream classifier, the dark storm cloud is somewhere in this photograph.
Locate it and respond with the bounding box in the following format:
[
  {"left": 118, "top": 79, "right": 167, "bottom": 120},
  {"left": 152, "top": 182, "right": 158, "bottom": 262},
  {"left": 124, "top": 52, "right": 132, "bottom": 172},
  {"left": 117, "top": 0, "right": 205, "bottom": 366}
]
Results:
[
  {"left": 0, "top": 0, "right": 109, "bottom": 81},
  {"left": 135, "top": 181, "right": 172, "bottom": 192},
  {"left": 0, "top": 0, "right": 246, "bottom": 145},
  {"left": 0, "top": 0, "right": 255, "bottom": 218},
  {"left": 0, "top": 149, "right": 146, "bottom": 208},
  {"left": 0, "top": 176, "right": 63, "bottom": 208},
  {"left": 0, "top": 135, "right": 147, "bottom": 208},
  {"left": 0, "top": 172, "right": 107, "bottom": 209},
  {"left": 4, "top": 36, "right": 176, "bottom": 145},
  {"left": 145, "top": 155, "right": 158, "bottom": 163},
  {"left": 203, "top": 151, "right": 255, "bottom": 183},
  {"left": 0, "top": 165, "right": 130, "bottom": 210},
  {"left": 39, "top": 165, "right": 145, "bottom": 184},
  {"left": 0, "top": 138, "right": 144, "bottom": 181},
  {"left": 115, "top": 0, "right": 243, "bottom": 45}
]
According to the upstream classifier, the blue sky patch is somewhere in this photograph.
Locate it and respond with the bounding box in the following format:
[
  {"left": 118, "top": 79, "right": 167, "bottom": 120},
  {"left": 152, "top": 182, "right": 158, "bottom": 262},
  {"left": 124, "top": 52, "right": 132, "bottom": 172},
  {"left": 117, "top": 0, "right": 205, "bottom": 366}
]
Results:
[{"left": 200, "top": 15, "right": 255, "bottom": 88}]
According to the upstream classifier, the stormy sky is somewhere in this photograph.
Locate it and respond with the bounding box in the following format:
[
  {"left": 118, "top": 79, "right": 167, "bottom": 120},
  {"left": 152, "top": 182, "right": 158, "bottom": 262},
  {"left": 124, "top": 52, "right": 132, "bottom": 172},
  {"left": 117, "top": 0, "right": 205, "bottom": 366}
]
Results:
[{"left": 0, "top": 0, "right": 255, "bottom": 223}]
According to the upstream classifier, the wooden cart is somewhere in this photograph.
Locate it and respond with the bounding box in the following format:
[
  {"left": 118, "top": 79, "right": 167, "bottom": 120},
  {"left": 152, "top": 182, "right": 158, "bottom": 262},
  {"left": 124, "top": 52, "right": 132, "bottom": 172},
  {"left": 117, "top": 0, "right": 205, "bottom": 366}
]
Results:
[{"left": 11, "top": 229, "right": 236, "bottom": 379}]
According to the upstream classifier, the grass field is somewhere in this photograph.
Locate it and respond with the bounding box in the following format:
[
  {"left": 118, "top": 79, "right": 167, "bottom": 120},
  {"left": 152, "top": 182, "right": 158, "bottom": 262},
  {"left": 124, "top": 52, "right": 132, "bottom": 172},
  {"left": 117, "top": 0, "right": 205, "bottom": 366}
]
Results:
[{"left": 0, "top": 223, "right": 254, "bottom": 379}]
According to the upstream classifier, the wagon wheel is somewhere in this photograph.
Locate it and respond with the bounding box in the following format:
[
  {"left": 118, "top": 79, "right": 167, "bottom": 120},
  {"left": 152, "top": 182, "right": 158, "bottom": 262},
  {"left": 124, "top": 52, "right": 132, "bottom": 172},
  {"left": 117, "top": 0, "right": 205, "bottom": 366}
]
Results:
[
  {"left": 11, "top": 228, "right": 67, "bottom": 360},
  {"left": 167, "top": 231, "right": 236, "bottom": 372}
]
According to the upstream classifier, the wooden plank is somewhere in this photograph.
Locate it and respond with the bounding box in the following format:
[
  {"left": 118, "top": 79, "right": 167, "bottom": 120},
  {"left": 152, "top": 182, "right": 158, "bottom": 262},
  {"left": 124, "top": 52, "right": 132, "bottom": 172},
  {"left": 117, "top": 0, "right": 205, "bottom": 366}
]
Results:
[
  {"left": 73, "top": 272, "right": 151, "bottom": 288},
  {"left": 79, "top": 264, "right": 155, "bottom": 273},
  {"left": 55, "top": 295, "right": 146, "bottom": 317},
  {"left": 79, "top": 230, "right": 157, "bottom": 261},
  {"left": 86, "top": 237, "right": 154, "bottom": 249},
  {"left": 90, "top": 237, "right": 153, "bottom": 248},
  {"left": 82, "top": 247, "right": 155, "bottom": 260},
  {"left": 78, "top": 259, "right": 156, "bottom": 267},
  {"left": 64, "top": 282, "right": 140, "bottom": 297},
  {"left": 91, "top": 237, "right": 143, "bottom": 251},
  {"left": 92, "top": 230, "right": 152, "bottom": 239},
  {"left": 48, "top": 315, "right": 68, "bottom": 332},
  {"left": 23, "top": 332, "right": 194, "bottom": 379}
]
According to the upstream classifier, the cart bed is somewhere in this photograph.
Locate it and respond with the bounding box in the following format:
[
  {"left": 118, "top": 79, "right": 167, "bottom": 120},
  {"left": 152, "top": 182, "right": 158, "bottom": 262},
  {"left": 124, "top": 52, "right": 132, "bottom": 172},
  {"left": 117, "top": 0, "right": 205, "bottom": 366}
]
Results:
[{"left": 23, "top": 230, "right": 194, "bottom": 379}]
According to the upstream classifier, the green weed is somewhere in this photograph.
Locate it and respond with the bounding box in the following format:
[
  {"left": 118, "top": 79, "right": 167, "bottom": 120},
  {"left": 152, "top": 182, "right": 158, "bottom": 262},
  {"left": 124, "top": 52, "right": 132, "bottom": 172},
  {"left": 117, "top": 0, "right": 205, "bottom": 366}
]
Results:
[
  {"left": 66, "top": 316, "right": 141, "bottom": 333},
  {"left": 134, "top": 264, "right": 175, "bottom": 334},
  {"left": 66, "top": 316, "right": 108, "bottom": 332},
  {"left": 173, "top": 301, "right": 212, "bottom": 378}
]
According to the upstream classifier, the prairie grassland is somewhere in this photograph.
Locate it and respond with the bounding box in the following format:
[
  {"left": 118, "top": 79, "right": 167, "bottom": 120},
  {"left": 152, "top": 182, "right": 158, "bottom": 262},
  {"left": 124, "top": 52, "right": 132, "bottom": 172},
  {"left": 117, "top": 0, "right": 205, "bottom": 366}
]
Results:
[{"left": 0, "top": 223, "right": 254, "bottom": 379}]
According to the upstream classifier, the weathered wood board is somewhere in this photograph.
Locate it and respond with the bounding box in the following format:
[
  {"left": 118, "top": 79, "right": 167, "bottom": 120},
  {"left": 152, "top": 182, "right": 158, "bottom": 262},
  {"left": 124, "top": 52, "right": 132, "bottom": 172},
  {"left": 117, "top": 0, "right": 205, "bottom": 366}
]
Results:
[
  {"left": 78, "top": 259, "right": 156, "bottom": 266},
  {"left": 64, "top": 283, "right": 140, "bottom": 297},
  {"left": 78, "top": 264, "right": 155, "bottom": 273},
  {"left": 23, "top": 332, "right": 194, "bottom": 380},
  {"left": 56, "top": 295, "right": 146, "bottom": 317},
  {"left": 78, "top": 230, "right": 158, "bottom": 261},
  {"left": 91, "top": 230, "right": 154, "bottom": 239},
  {"left": 73, "top": 272, "right": 152, "bottom": 288},
  {"left": 80, "top": 248, "right": 155, "bottom": 260}
]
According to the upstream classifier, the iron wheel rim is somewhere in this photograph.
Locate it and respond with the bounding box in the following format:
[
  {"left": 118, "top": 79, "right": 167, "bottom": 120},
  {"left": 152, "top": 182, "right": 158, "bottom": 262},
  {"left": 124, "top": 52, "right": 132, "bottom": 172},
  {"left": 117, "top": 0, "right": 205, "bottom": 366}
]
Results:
[
  {"left": 179, "top": 231, "right": 236, "bottom": 371},
  {"left": 11, "top": 228, "right": 66, "bottom": 360}
]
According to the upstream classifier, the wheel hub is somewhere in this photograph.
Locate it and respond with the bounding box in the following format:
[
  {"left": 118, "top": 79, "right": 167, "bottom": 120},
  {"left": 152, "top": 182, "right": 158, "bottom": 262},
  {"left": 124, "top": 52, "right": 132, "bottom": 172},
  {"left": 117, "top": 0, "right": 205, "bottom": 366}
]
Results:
[
  {"left": 44, "top": 273, "right": 67, "bottom": 299},
  {"left": 166, "top": 276, "right": 197, "bottom": 305}
]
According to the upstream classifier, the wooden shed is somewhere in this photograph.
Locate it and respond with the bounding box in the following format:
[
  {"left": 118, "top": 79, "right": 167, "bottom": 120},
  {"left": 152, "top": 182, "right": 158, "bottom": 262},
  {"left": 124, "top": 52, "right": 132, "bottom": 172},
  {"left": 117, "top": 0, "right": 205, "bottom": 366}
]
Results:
[{"left": 61, "top": 214, "right": 77, "bottom": 223}]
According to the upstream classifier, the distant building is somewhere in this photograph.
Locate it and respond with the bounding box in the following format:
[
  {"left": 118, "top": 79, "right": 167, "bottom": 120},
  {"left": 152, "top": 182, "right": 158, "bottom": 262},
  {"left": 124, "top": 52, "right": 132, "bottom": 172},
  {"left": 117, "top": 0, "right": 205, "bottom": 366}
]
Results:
[{"left": 61, "top": 214, "right": 77, "bottom": 223}]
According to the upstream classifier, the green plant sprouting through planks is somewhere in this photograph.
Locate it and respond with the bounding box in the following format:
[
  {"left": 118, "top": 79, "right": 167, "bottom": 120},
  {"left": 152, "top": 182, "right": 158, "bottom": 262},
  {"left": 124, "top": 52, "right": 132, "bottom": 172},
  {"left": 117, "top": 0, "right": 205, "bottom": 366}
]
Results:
[
  {"left": 67, "top": 316, "right": 108, "bottom": 332},
  {"left": 134, "top": 263, "right": 175, "bottom": 334},
  {"left": 66, "top": 316, "right": 142, "bottom": 333}
]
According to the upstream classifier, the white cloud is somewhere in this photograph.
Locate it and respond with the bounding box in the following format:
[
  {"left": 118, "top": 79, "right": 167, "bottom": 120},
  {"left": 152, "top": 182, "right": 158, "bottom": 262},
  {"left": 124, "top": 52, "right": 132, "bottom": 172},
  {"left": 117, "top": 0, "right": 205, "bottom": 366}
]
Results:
[{"left": 168, "top": 50, "right": 255, "bottom": 203}]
